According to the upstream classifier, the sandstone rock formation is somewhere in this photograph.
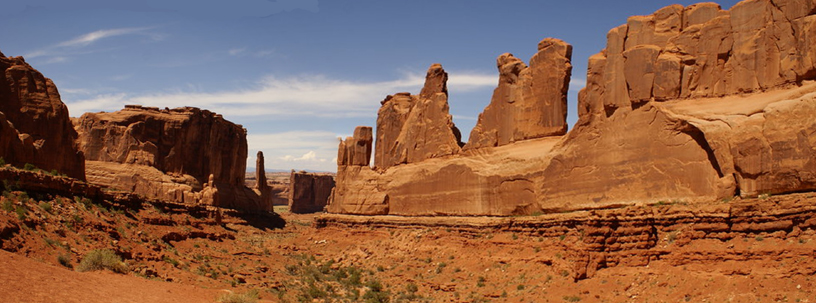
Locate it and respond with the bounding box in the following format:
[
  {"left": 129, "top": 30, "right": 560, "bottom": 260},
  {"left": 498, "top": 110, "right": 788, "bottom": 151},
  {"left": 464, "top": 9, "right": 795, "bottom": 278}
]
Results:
[
  {"left": 467, "top": 38, "right": 573, "bottom": 149},
  {"left": 373, "top": 64, "right": 463, "bottom": 170},
  {"left": 327, "top": 0, "right": 816, "bottom": 216},
  {"left": 289, "top": 171, "right": 335, "bottom": 213},
  {"left": 75, "top": 105, "right": 269, "bottom": 212},
  {"left": 0, "top": 52, "right": 85, "bottom": 179},
  {"left": 253, "top": 151, "right": 275, "bottom": 206}
]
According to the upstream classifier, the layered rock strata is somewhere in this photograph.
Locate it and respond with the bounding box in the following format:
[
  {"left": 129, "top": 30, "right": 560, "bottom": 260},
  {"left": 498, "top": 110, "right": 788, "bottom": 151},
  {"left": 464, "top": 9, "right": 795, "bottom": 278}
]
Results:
[
  {"left": 0, "top": 52, "right": 85, "bottom": 179},
  {"left": 75, "top": 106, "right": 269, "bottom": 212},
  {"left": 328, "top": 0, "right": 816, "bottom": 216},
  {"left": 289, "top": 171, "right": 335, "bottom": 214}
]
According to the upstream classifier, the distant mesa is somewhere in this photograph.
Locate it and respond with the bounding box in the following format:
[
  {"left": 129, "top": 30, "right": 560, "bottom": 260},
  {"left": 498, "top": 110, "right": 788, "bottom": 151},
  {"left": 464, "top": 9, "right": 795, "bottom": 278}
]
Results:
[
  {"left": 289, "top": 171, "right": 335, "bottom": 214},
  {"left": 327, "top": 0, "right": 816, "bottom": 216}
]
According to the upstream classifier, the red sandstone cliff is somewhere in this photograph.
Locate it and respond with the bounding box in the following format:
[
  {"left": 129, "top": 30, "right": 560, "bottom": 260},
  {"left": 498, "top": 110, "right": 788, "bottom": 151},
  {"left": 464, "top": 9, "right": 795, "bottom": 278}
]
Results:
[
  {"left": 373, "top": 64, "right": 463, "bottom": 170},
  {"left": 328, "top": 0, "right": 816, "bottom": 216},
  {"left": 75, "top": 105, "right": 269, "bottom": 212},
  {"left": 467, "top": 38, "right": 573, "bottom": 149},
  {"left": 289, "top": 171, "right": 335, "bottom": 214},
  {"left": 0, "top": 52, "right": 85, "bottom": 179}
]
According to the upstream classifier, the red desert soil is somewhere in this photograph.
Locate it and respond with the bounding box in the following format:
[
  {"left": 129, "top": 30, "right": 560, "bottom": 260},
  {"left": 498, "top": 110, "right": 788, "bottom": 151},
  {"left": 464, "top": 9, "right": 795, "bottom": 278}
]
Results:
[
  {"left": 0, "top": 249, "right": 225, "bottom": 303},
  {"left": 1, "top": 182, "right": 815, "bottom": 302}
]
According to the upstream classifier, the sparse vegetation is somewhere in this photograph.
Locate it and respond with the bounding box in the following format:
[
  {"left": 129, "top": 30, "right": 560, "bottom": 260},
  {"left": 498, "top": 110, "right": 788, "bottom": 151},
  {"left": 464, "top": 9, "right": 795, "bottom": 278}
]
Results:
[
  {"left": 218, "top": 289, "right": 259, "bottom": 303},
  {"left": 0, "top": 157, "right": 5, "bottom": 166},
  {"left": 476, "top": 276, "right": 486, "bottom": 287},
  {"left": 57, "top": 254, "right": 72, "bottom": 269},
  {"left": 23, "top": 163, "right": 36, "bottom": 171},
  {"left": 563, "top": 295, "right": 581, "bottom": 302},
  {"left": 76, "top": 249, "right": 128, "bottom": 273}
]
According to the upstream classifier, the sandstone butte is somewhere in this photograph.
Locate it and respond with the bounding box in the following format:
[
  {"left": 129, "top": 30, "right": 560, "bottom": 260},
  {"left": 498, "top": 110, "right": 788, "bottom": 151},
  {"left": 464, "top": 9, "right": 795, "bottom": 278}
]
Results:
[
  {"left": 0, "top": 52, "right": 85, "bottom": 180},
  {"left": 328, "top": 0, "right": 816, "bottom": 216},
  {"left": 74, "top": 105, "right": 271, "bottom": 212},
  {"left": 288, "top": 171, "right": 335, "bottom": 214}
]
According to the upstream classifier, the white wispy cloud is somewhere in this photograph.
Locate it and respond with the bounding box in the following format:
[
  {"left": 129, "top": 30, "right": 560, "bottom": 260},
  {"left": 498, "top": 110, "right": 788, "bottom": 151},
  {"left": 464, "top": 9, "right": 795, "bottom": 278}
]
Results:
[
  {"left": 56, "top": 27, "right": 152, "bottom": 48},
  {"left": 25, "top": 26, "right": 162, "bottom": 61},
  {"left": 247, "top": 130, "right": 340, "bottom": 172},
  {"left": 64, "top": 70, "right": 498, "bottom": 119},
  {"left": 569, "top": 77, "right": 586, "bottom": 92}
]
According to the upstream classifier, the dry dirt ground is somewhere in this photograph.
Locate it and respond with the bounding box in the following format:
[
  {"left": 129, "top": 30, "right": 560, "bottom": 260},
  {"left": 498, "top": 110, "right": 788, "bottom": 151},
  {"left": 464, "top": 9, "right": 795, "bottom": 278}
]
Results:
[{"left": 0, "top": 186, "right": 815, "bottom": 302}]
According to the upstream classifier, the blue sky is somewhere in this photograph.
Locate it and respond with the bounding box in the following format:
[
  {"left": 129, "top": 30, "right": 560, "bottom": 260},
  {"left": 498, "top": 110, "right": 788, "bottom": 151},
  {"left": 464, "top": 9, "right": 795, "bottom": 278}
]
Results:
[{"left": 0, "top": 0, "right": 739, "bottom": 172}]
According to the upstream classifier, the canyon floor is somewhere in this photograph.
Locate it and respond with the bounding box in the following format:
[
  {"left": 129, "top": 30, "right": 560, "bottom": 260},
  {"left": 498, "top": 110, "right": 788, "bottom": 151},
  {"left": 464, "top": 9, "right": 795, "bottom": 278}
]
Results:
[{"left": 0, "top": 184, "right": 814, "bottom": 303}]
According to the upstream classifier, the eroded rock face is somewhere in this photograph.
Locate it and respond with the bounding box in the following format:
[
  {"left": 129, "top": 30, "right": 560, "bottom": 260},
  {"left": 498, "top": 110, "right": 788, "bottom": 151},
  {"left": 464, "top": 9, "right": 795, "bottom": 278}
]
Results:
[
  {"left": 0, "top": 53, "right": 85, "bottom": 179},
  {"left": 328, "top": 0, "right": 816, "bottom": 216},
  {"left": 75, "top": 105, "right": 268, "bottom": 212},
  {"left": 578, "top": 0, "right": 816, "bottom": 123},
  {"left": 288, "top": 171, "right": 335, "bottom": 213},
  {"left": 373, "top": 64, "right": 462, "bottom": 170},
  {"left": 467, "top": 38, "right": 573, "bottom": 149}
]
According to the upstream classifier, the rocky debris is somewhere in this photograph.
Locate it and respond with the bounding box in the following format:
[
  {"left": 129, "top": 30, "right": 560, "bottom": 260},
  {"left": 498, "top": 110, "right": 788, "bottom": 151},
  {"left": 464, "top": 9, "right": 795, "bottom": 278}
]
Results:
[
  {"left": 288, "top": 171, "right": 335, "bottom": 214},
  {"left": 0, "top": 52, "right": 85, "bottom": 179},
  {"left": 328, "top": 0, "right": 816, "bottom": 216},
  {"left": 466, "top": 38, "right": 573, "bottom": 149},
  {"left": 373, "top": 64, "right": 463, "bottom": 170},
  {"left": 75, "top": 105, "right": 269, "bottom": 212}
]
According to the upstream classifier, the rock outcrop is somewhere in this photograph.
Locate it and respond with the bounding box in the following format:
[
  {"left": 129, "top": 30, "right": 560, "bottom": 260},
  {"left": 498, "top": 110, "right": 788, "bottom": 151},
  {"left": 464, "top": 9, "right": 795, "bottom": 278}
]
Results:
[
  {"left": 289, "top": 171, "right": 335, "bottom": 213},
  {"left": 75, "top": 105, "right": 269, "bottom": 212},
  {"left": 0, "top": 53, "right": 85, "bottom": 179},
  {"left": 467, "top": 38, "right": 573, "bottom": 149},
  {"left": 373, "top": 64, "right": 463, "bottom": 170},
  {"left": 327, "top": 0, "right": 816, "bottom": 216}
]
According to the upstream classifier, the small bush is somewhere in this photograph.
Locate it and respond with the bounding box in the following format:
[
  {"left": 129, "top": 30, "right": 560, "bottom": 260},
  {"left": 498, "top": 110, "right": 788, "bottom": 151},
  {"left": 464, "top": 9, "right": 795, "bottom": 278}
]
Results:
[
  {"left": 76, "top": 249, "right": 128, "bottom": 273},
  {"left": 57, "top": 254, "right": 73, "bottom": 269},
  {"left": 39, "top": 201, "right": 52, "bottom": 213},
  {"left": 563, "top": 295, "right": 581, "bottom": 302},
  {"left": 218, "top": 289, "right": 259, "bottom": 303},
  {"left": 1, "top": 199, "right": 13, "bottom": 212},
  {"left": 476, "top": 276, "right": 486, "bottom": 287},
  {"left": 0, "top": 157, "right": 5, "bottom": 166},
  {"left": 405, "top": 283, "right": 418, "bottom": 293},
  {"left": 23, "top": 163, "right": 37, "bottom": 171}
]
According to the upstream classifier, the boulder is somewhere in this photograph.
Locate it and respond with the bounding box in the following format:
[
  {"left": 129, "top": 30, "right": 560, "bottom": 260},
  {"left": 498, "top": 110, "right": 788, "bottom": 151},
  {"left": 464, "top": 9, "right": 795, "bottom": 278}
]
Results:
[{"left": 0, "top": 53, "right": 85, "bottom": 179}]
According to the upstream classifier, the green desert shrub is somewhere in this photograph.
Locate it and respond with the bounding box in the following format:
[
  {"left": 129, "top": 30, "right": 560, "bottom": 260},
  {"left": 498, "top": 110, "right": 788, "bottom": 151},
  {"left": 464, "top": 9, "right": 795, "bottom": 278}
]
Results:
[
  {"left": 23, "top": 163, "right": 36, "bottom": 171},
  {"left": 76, "top": 249, "right": 128, "bottom": 273}
]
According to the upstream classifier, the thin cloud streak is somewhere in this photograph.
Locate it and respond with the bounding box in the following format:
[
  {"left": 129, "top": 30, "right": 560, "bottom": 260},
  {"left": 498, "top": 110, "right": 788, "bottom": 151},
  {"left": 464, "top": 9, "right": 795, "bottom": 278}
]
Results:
[
  {"left": 57, "top": 27, "right": 152, "bottom": 48},
  {"left": 26, "top": 26, "right": 161, "bottom": 60}
]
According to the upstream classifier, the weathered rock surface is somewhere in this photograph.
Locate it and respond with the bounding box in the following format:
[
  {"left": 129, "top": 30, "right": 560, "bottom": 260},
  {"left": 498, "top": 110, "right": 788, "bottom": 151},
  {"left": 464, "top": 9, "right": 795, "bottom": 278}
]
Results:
[
  {"left": 373, "top": 64, "right": 462, "bottom": 170},
  {"left": 75, "top": 105, "right": 269, "bottom": 212},
  {"left": 467, "top": 38, "right": 573, "bottom": 149},
  {"left": 289, "top": 171, "right": 335, "bottom": 214},
  {"left": 0, "top": 53, "right": 84, "bottom": 179},
  {"left": 328, "top": 0, "right": 816, "bottom": 216}
]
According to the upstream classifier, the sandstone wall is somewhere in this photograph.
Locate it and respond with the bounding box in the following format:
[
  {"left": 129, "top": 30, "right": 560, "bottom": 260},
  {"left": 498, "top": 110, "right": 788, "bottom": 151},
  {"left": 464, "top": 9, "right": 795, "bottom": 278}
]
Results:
[
  {"left": 467, "top": 38, "right": 573, "bottom": 149},
  {"left": 288, "top": 171, "right": 335, "bottom": 214},
  {"left": 327, "top": 0, "right": 816, "bottom": 216},
  {"left": 0, "top": 53, "right": 85, "bottom": 179},
  {"left": 373, "top": 64, "right": 463, "bottom": 170},
  {"left": 75, "top": 105, "right": 269, "bottom": 212}
]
